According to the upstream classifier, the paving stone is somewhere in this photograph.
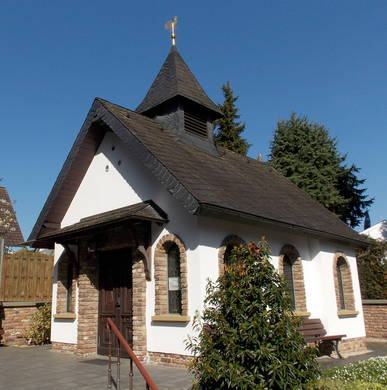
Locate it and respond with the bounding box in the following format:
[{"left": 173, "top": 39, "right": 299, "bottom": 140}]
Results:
[
  {"left": 0, "top": 345, "right": 192, "bottom": 389},
  {"left": 1, "top": 340, "right": 386, "bottom": 388}
]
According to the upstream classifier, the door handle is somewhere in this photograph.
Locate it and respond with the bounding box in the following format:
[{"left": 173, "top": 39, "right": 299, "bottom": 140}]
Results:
[{"left": 116, "top": 296, "right": 121, "bottom": 308}]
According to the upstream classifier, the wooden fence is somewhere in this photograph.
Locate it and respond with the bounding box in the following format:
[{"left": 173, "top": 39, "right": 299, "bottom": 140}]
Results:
[{"left": 0, "top": 252, "right": 54, "bottom": 302}]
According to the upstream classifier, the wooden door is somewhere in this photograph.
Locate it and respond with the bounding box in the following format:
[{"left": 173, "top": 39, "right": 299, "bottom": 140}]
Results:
[{"left": 98, "top": 248, "right": 133, "bottom": 357}]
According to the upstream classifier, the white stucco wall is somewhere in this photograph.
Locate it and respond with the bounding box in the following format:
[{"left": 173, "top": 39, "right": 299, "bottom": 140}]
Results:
[
  {"left": 50, "top": 131, "right": 366, "bottom": 355},
  {"left": 50, "top": 243, "right": 78, "bottom": 344}
]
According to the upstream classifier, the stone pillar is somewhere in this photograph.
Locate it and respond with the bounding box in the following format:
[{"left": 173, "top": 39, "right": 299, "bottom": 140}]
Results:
[
  {"left": 76, "top": 241, "right": 99, "bottom": 356},
  {"left": 132, "top": 250, "right": 147, "bottom": 360}
]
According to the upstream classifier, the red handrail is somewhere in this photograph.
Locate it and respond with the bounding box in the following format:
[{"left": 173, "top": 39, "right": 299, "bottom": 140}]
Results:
[{"left": 106, "top": 318, "right": 159, "bottom": 390}]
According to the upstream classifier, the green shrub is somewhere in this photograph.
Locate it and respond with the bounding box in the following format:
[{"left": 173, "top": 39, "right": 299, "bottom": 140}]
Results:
[
  {"left": 311, "top": 357, "right": 387, "bottom": 389},
  {"left": 357, "top": 237, "right": 387, "bottom": 299},
  {"left": 186, "top": 239, "right": 320, "bottom": 389},
  {"left": 25, "top": 302, "right": 52, "bottom": 345},
  {"left": 312, "top": 378, "right": 385, "bottom": 389}
]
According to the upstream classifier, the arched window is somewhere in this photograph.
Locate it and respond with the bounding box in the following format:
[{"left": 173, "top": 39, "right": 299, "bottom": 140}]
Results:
[
  {"left": 278, "top": 244, "right": 308, "bottom": 314},
  {"left": 66, "top": 263, "right": 74, "bottom": 313},
  {"left": 283, "top": 253, "right": 296, "bottom": 309},
  {"left": 153, "top": 234, "right": 189, "bottom": 320},
  {"left": 218, "top": 235, "right": 246, "bottom": 275},
  {"left": 167, "top": 243, "right": 181, "bottom": 314},
  {"left": 336, "top": 257, "right": 346, "bottom": 310},
  {"left": 223, "top": 244, "right": 234, "bottom": 267},
  {"left": 333, "top": 253, "right": 357, "bottom": 315},
  {"left": 56, "top": 252, "right": 76, "bottom": 315}
]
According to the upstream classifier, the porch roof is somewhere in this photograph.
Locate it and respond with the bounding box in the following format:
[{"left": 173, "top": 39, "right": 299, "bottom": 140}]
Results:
[{"left": 31, "top": 200, "right": 167, "bottom": 247}]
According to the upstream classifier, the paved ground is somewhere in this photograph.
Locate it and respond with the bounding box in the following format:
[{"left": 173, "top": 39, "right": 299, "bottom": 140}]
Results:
[
  {"left": 0, "top": 340, "right": 386, "bottom": 389},
  {"left": 0, "top": 345, "right": 193, "bottom": 390},
  {"left": 317, "top": 339, "right": 387, "bottom": 371}
]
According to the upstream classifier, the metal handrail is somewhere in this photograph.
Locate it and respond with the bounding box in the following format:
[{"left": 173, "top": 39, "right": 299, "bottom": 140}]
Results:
[{"left": 106, "top": 318, "right": 159, "bottom": 390}]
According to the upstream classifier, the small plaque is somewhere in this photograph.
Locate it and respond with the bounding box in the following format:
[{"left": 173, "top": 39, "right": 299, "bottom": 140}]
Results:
[{"left": 168, "top": 277, "right": 180, "bottom": 291}]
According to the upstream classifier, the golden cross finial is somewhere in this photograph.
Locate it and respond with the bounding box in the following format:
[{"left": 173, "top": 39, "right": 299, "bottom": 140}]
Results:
[{"left": 165, "top": 16, "right": 177, "bottom": 45}]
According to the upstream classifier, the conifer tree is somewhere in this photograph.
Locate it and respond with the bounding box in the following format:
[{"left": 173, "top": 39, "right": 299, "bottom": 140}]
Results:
[
  {"left": 215, "top": 81, "right": 251, "bottom": 156},
  {"left": 268, "top": 112, "right": 373, "bottom": 227},
  {"left": 186, "top": 239, "right": 320, "bottom": 389}
]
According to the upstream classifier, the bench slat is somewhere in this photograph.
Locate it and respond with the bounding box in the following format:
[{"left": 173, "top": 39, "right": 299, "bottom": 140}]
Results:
[
  {"left": 297, "top": 323, "right": 325, "bottom": 331},
  {"left": 297, "top": 318, "right": 346, "bottom": 359},
  {"left": 304, "top": 336, "right": 324, "bottom": 343},
  {"left": 300, "top": 329, "right": 327, "bottom": 337},
  {"left": 301, "top": 318, "right": 323, "bottom": 325},
  {"left": 320, "top": 335, "right": 346, "bottom": 341}
]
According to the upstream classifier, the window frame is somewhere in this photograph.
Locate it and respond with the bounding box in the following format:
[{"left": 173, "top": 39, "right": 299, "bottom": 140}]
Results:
[
  {"left": 152, "top": 234, "right": 189, "bottom": 323},
  {"left": 167, "top": 243, "right": 182, "bottom": 315},
  {"left": 218, "top": 235, "right": 246, "bottom": 275},
  {"left": 66, "top": 263, "right": 74, "bottom": 313},
  {"left": 283, "top": 253, "right": 296, "bottom": 309},
  {"left": 333, "top": 252, "right": 358, "bottom": 317},
  {"left": 278, "top": 244, "right": 309, "bottom": 316}
]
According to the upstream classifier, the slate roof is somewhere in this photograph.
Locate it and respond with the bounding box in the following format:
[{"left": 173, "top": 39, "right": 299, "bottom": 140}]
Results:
[
  {"left": 28, "top": 44, "right": 369, "bottom": 249},
  {"left": 28, "top": 98, "right": 369, "bottom": 248},
  {"left": 102, "top": 100, "right": 369, "bottom": 247},
  {"left": 135, "top": 45, "right": 223, "bottom": 118},
  {"left": 0, "top": 187, "right": 24, "bottom": 247}
]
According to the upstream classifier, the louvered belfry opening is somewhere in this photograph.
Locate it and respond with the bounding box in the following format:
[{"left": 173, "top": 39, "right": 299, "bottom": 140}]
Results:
[{"left": 184, "top": 104, "right": 208, "bottom": 139}]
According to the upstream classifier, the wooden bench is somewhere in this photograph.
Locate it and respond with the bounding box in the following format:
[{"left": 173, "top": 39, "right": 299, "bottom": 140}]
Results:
[{"left": 297, "top": 318, "right": 346, "bottom": 359}]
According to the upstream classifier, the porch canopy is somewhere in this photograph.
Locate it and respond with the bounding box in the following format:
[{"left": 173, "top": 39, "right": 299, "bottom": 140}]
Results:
[{"left": 27, "top": 200, "right": 168, "bottom": 249}]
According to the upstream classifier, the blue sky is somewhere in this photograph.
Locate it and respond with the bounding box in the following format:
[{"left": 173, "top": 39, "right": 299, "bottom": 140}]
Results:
[{"left": 1, "top": 0, "right": 386, "bottom": 243}]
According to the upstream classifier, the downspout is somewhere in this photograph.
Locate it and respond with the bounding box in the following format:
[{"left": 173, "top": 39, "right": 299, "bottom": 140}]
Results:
[{"left": 356, "top": 245, "right": 372, "bottom": 260}]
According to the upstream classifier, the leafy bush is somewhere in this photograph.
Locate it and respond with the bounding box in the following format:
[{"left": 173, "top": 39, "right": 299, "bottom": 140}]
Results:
[
  {"left": 25, "top": 302, "right": 52, "bottom": 345},
  {"left": 357, "top": 237, "right": 387, "bottom": 299},
  {"left": 313, "top": 379, "right": 385, "bottom": 389},
  {"left": 311, "top": 357, "right": 387, "bottom": 389},
  {"left": 186, "top": 239, "right": 320, "bottom": 389}
]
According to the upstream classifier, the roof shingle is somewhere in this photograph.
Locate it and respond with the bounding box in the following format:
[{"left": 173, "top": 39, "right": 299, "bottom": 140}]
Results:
[
  {"left": 135, "top": 45, "right": 223, "bottom": 118},
  {"left": 28, "top": 45, "right": 369, "bottom": 250},
  {"left": 0, "top": 187, "right": 24, "bottom": 247}
]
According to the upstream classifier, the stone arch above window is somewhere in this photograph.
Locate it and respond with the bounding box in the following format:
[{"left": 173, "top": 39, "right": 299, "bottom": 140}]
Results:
[
  {"left": 218, "top": 235, "right": 247, "bottom": 275},
  {"left": 278, "top": 244, "right": 308, "bottom": 314},
  {"left": 153, "top": 234, "right": 189, "bottom": 320},
  {"left": 333, "top": 252, "right": 356, "bottom": 314}
]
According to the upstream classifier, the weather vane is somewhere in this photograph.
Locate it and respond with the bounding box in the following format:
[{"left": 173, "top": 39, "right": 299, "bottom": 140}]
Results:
[{"left": 165, "top": 16, "right": 177, "bottom": 45}]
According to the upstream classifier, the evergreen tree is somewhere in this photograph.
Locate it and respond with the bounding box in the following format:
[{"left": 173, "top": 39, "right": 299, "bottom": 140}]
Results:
[
  {"left": 186, "top": 239, "right": 320, "bottom": 389},
  {"left": 268, "top": 112, "right": 373, "bottom": 228},
  {"left": 336, "top": 164, "right": 374, "bottom": 228},
  {"left": 215, "top": 81, "right": 251, "bottom": 156}
]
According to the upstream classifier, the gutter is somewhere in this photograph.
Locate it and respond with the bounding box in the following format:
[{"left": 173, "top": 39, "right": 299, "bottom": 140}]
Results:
[{"left": 196, "top": 203, "right": 370, "bottom": 249}]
